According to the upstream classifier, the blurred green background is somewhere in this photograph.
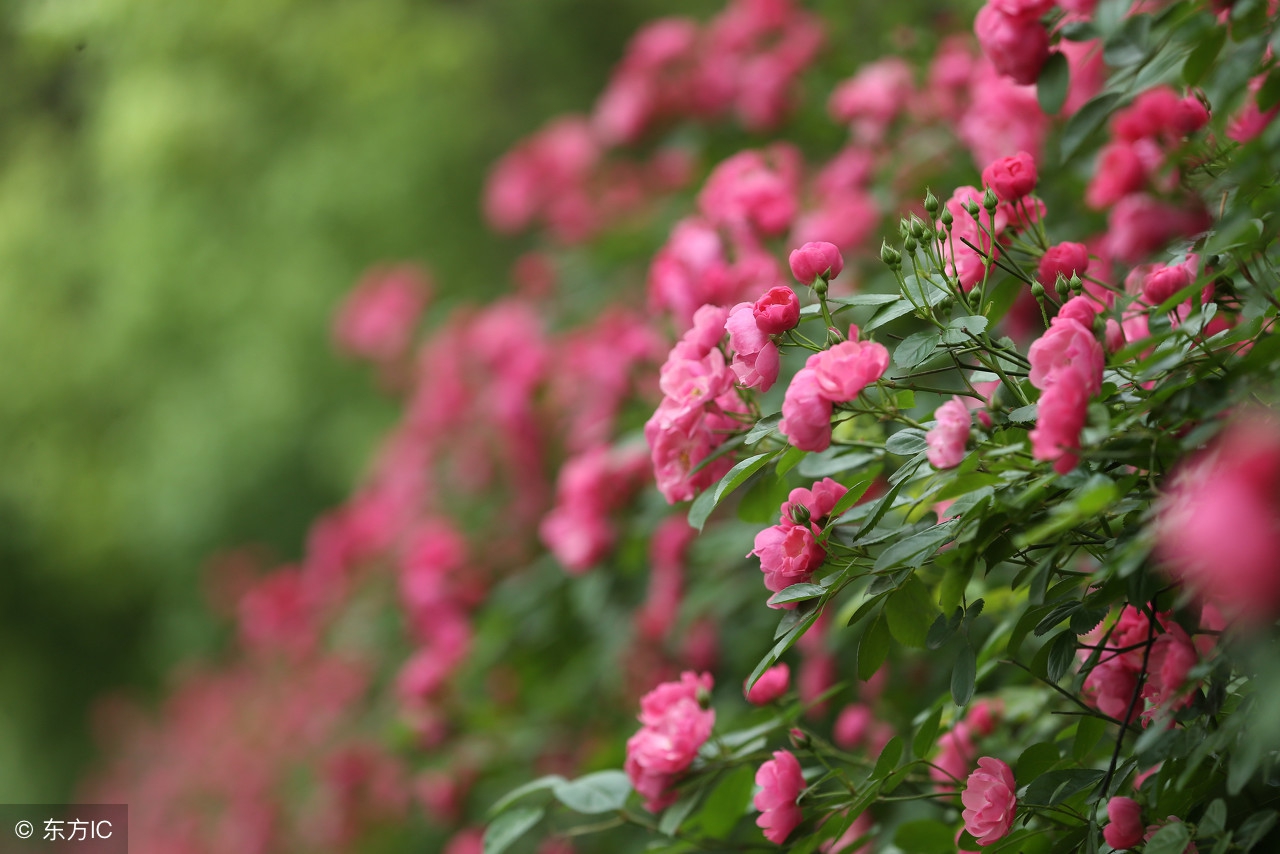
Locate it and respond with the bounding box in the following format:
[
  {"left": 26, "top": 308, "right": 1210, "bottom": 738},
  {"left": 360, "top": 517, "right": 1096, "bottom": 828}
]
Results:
[{"left": 0, "top": 0, "right": 726, "bottom": 801}]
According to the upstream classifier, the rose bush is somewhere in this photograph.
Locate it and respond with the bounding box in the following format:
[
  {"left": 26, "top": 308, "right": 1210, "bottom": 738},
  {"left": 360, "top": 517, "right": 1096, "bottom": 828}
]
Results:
[{"left": 83, "top": 0, "right": 1280, "bottom": 852}]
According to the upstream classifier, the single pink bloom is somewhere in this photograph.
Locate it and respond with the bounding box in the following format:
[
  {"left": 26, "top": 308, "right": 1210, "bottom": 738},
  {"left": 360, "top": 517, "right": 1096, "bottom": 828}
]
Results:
[
  {"left": 961, "top": 757, "right": 1017, "bottom": 846},
  {"left": 1142, "top": 624, "right": 1199, "bottom": 722},
  {"left": 780, "top": 477, "right": 849, "bottom": 526},
  {"left": 726, "top": 301, "right": 781, "bottom": 391},
  {"left": 1037, "top": 242, "right": 1090, "bottom": 288},
  {"left": 833, "top": 703, "right": 874, "bottom": 749},
  {"left": 1028, "top": 317, "right": 1105, "bottom": 395},
  {"left": 754, "top": 750, "right": 805, "bottom": 844},
  {"left": 746, "top": 664, "right": 791, "bottom": 705},
  {"left": 927, "top": 397, "right": 971, "bottom": 469},
  {"left": 982, "top": 150, "right": 1037, "bottom": 201},
  {"left": 780, "top": 366, "right": 834, "bottom": 452},
  {"left": 1083, "top": 657, "right": 1140, "bottom": 722},
  {"left": 932, "top": 723, "right": 976, "bottom": 791},
  {"left": 1030, "top": 375, "right": 1090, "bottom": 474},
  {"left": 333, "top": 264, "right": 432, "bottom": 363},
  {"left": 753, "top": 286, "right": 801, "bottom": 334},
  {"left": 1104, "top": 797, "right": 1144, "bottom": 850},
  {"left": 811, "top": 338, "right": 890, "bottom": 402},
  {"left": 966, "top": 699, "right": 1003, "bottom": 737},
  {"left": 1154, "top": 416, "right": 1280, "bottom": 625},
  {"left": 1142, "top": 255, "right": 1198, "bottom": 306},
  {"left": 789, "top": 241, "right": 845, "bottom": 285},
  {"left": 751, "top": 523, "right": 827, "bottom": 602},
  {"left": 1057, "top": 296, "right": 1102, "bottom": 329},
  {"left": 974, "top": 5, "right": 1050, "bottom": 86}
]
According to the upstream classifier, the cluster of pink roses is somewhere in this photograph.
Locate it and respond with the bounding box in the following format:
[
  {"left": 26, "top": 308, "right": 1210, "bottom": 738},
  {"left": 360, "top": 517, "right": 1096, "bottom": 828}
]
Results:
[
  {"left": 780, "top": 325, "right": 890, "bottom": 451},
  {"left": 538, "top": 443, "right": 653, "bottom": 573},
  {"left": 1027, "top": 295, "right": 1106, "bottom": 473},
  {"left": 624, "top": 671, "right": 716, "bottom": 812},
  {"left": 593, "top": 0, "right": 823, "bottom": 144},
  {"left": 750, "top": 478, "right": 848, "bottom": 604}
]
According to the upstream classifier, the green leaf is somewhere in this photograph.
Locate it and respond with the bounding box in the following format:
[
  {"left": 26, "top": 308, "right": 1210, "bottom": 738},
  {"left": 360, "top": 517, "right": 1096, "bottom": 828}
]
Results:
[
  {"left": 858, "top": 614, "right": 892, "bottom": 680},
  {"left": 737, "top": 472, "right": 793, "bottom": 525},
  {"left": 942, "top": 315, "right": 990, "bottom": 345},
  {"left": 750, "top": 608, "right": 820, "bottom": 690},
  {"left": 1238, "top": 810, "right": 1277, "bottom": 852},
  {"left": 1047, "top": 630, "right": 1078, "bottom": 684},
  {"left": 872, "top": 736, "right": 903, "bottom": 780},
  {"left": 1145, "top": 822, "right": 1192, "bottom": 854},
  {"left": 1258, "top": 67, "right": 1280, "bottom": 112},
  {"left": 1021, "top": 768, "right": 1105, "bottom": 806},
  {"left": 874, "top": 520, "right": 959, "bottom": 571},
  {"left": 1060, "top": 92, "right": 1121, "bottom": 162},
  {"left": 926, "top": 611, "right": 955, "bottom": 650},
  {"left": 489, "top": 775, "right": 566, "bottom": 815},
  {"left": 865, "top": 298, "right": 919, "bottom": 332},
  {"left": 886, "top": 576, "right": 942, "bottom": 648},
  {"left": 894, "top": 331, "right": 941, "bottom": 368},
  {"left": 1008, "top": 404, "right": 1038, "bottom": 423},
  {"left": 1072, "top": 716, "right": 1107, "bottom": 760},
  {"left": 1200, "top": 799, "right": 1228, "bottom": 837},
  {"left": 775, "top": 445, "right": 807, "bottom": 477},
  {"left": 485, "top": 807, "right": 543, "bottom": 854},
  {"left": 1037, "top": 51, "right": 1071, "bottom": 114},
  {"left": 913, "top": 706, "right": 944, "bottom": 760},
  {"left": 744, "top": 413, "right": 783, "bottom": 445},
  {"left": 695, "top": 765, "right": 755, "bottom": 837},
  {"left": 951, "top": 642, "right": 977, "bottom": 707},
  {"left": 659, "top": 789, "right": 701, "bottom": 836},
  {"left": 823, "top": 467, "right": 882, "bottom": 524},
  {"left": 1017, "top": 742, "right": 1062, "bottom": 782},
  {"left": 688, "top": 452, "right": 775, "bottom": 531},
  {"left": 894, "top": 819, "right": 957, "bottom": 854},
  {"left": 767, "top": 583, "right": 827, "bottom": 606},
  {"left": 885, "top": 428, "right": 928, "bottom": 456},
  {"left": 553, "top": 770, "right": 632, "bottom": 814},
  {"left": 1183, "top": 25, "right": 1227, "bottom": 84},
  {"left": 828, "top": 293, "right": 903, "bottom": 307}
]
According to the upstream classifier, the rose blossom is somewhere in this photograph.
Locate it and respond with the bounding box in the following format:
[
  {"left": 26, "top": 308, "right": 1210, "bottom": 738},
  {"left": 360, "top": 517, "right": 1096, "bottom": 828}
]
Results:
[
  {"left": 780, "top": 365, "right": 835, "bottom": 451},
  {"left": 751, "top": 523, "right": 827, "bottom": 601},
  {"left": 961, "top": 757, "right": 1017, "bottom": 846},
  {"left": 811, "top": 331, "right": 890, "bottom": 401},
  {"left": 745, "top": 664, "right": 791, "bottom": 705},
  {"left": 982, "top": 151, "right": 1037, "bottom": 201},
  {"left": 726, "top": 301, "right": 781, "bottom": 391},
  {"left": 1104, "top": 797, "right": 1144, "bottom": 850},
  {"left": 625, "top": 672, "right": 715, "bottom": 812},
  {"left": 1142, "top": 256, "right": 1198, "bottom": 307},
  {"left": 927, "top": 397, "right": 971, "bottom": 469},
  {"left": 754, "top": 750, "right": 805, "bottom": 843},
  {"left": 1142, "top": 624, "right": 1199, "bottom": 722},
  {"left": 931, "top": 723, "right": 975, "bottom": 791},
  {"left": 753, "top": 286, "right": 801, "bottom": 334},
  {"left": 1037, "top": 242, "right": 1090, "bottom": 288},
  {"left": 780, "top": 478, "right": 849, "bottom": 525},
  {"left": 789, "top": 241, "right": 845, "bottom": 285},
  {"left": 1154, "top": 416, "right": 1280, "bottom": 625},
  {"left": 974, "top": 5, "right": 1051, "bottom": 86}
]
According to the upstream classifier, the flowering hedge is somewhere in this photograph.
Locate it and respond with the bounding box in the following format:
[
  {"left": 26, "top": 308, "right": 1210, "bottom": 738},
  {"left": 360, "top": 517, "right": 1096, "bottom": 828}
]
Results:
[{"left": 84, "top": 0, "right": 1280, "bottom": 852}]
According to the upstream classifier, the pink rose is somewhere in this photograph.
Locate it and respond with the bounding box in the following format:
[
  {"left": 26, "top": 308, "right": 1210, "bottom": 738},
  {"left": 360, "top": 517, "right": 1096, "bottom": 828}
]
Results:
[
  {"left": 780, "top": 478, "right": 849, "bottom": 525},
  {"left": 811, "top": 337, "right": 890, "bottom": 402},
  {"left": 1142, "top": 256, "right": 1198, "bottom": 307},
  {"left": 745, "top": 664, "right": 791, "bottom": 705},
  {"left": 974, "top": 5, "right": 1051, "bottom": 86},
  {"left": 927, "top": 397, "right": 971, "bottom": 469},
  {"left": 1037, "top": 242, "right": 1090, "bottom": 288},
  {"left": 1056, "top": 296, "right": 1102, "bottom": 329},
  {"left": 1083, "top": 657, "right": 1140, "bottom": 723},
  {"left": 1028, "top": 318, "right": 1105, "bottom": 395},
  {"left": 751, "top": 523, "right": 827, "bottom": 602},
  {"left": 1085, "top": 142, "right": 1153, "bottom": 209},
  {"left": 789, "top": 241, "right": 845, "bottom": 285},
  {"left": 1142, "top": 624, "right": 1199, "bottom": 722},
  {"left": 626, "top": 672, "right": 716, "bottom": 812},
  {"left": 982, "top": 150, "right": 1037, "bottom": 201},
  {"left": 780, "top": 366, "right": 835, "bottom": 452},
  {"left": 726, "top": 301, "right": 782, "bottom": 391},
  {"left": 833, "top": 703, "right": 873, "bottom": 749},
  {"left": 1154, "top": 416, "right": 1280, "bottom": 625},
  {"left": 1104, "top": 797, "right": 1144, "bottom": 850},
  {"left": 1029, "top": 375, "right": 1090, "bottom": 474},
  {"left": 962, "top": 757, "right": 1017, "bottom": 846},
  {"left": 334, "top": 264, "right": 432, "bottom": 363},
  {"left": 932, "top": 723, "right": 976, "bottom": 791},
  {"left": 753, "top": 286, "right": 801, "bottom": 334},
  {"left": 754, "top": 750, "right": 805, "bottom": 844}
]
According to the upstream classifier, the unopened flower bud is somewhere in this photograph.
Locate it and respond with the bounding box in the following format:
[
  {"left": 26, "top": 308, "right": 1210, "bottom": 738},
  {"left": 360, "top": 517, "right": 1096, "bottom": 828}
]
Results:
[
  {"left": 1055, "top": 276, "right": 1070, "bottom": 300},
  {"left": 899, "top": 218, "right": 912, "bottom": 238},
  {"left": 790, "top": 503, "right": 812, "bottom": 526},
  {"left": 940, "top": 208, "right": 954, "bottom": 228},
  {"left": 813, "top": 279, "right": 828, "bottom": 296},
  {"left": 982, "top": 187, "right": 999, "bottom": 211},
  {"left": 880, "top": 242, "right": 901, "bottom": 268},
  {"left": 904, "top": 236, "right": 918, "bottom": 254},
  {"left": 1031, "top": 282, "right": 1046, "bottom": 300},
  {"left": 970, "top": 290, "right": 984, "bottom": 311},
  {"left": 697, "top": 684, "right": 713, "bottom": 708},
  {"left": 789, "top": 241, "right": 845, "bottom": 286},
  {"left": 788, "top": 728, "right": 811, "bottom": 750},
  {"left": 924, "top": 189, "right": 940, "bottom": 215},
  {"left": 964, "top": 198, "right": 981, "bottom": 218},
  {"left": 1069, "top": 273, "right": 1083, "bottom": 296}
]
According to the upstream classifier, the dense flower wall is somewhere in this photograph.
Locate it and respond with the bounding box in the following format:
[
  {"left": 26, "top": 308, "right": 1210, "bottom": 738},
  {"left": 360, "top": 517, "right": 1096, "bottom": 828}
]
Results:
[{"left": 83, "top": 0, "right": 1280, "bottom": 852}]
